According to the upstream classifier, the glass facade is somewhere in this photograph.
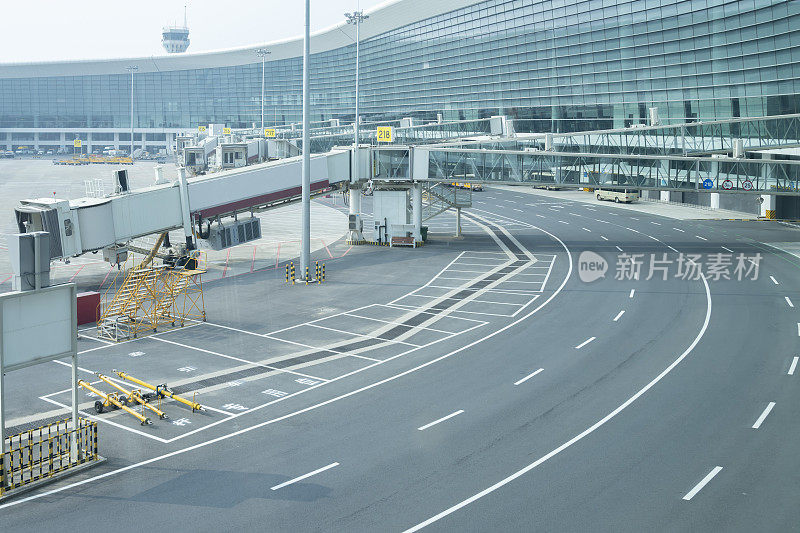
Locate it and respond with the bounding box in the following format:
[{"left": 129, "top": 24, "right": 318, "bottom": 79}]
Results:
[{"left": 1, "top": 0, "right": 799, "bottom": 133}]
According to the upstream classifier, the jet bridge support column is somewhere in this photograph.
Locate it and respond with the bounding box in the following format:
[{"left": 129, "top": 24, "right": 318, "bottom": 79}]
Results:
[
  {"left": 178, "top": 167, "right": 194, "bottom": 249},
  {"left": 412, "top": 182, "right": 422, "bottom": 242},
  {"left": 346, "top": 183, "right": 365, "bottom": 243}
]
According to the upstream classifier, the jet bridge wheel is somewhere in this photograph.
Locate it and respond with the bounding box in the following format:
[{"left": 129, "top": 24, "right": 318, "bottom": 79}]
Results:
[{"left": 94, "top": 401, "right": 104, "bottom": 414}]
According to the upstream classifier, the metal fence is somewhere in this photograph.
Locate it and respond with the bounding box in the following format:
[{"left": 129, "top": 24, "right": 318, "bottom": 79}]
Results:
[{"left": 1, "top": 417, "right": 98, "bottom": 496}]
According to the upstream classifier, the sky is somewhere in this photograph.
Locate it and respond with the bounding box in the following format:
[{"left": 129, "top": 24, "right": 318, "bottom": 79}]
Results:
[{"left": 1, "top": 0, "right": 388, "bottom": 63}]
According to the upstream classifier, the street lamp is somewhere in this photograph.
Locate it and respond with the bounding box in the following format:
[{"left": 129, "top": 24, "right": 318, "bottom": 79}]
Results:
[
  {"left": 300, "top": 0, "right": 311, "bottom": 280},
  {"left": 125, "top": 66, "right": 139, "bottom": 157},
  {"left": 255, "top": 49, "right": 271, "bottom": 132},
  {"left": 345, "top": 11, "right": 368, "bottom": 161}
]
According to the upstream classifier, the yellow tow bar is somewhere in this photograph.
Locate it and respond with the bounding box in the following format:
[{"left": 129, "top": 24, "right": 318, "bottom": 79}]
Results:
[
  {"left": 95, "top": 373, "right": 168, "bottom": 419},
  {"left": 78, "top": 380, "right": 152, "bottom": 426},
  {"left": 113, "top": 370, "right": 203, "bottom": 412}
]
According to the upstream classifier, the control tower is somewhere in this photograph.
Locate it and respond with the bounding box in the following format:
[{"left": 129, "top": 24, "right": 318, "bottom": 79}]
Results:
[{"left": 162, "top": 7, "right": 190, "bottom": 53}]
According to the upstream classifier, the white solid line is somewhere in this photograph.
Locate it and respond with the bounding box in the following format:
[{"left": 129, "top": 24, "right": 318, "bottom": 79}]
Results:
[
  {"left": 696, "top": 235, "right": 708, "bottom": 241},
  {"left": 418, "top": 410, "right": 464, "bottom": 431},
  {"left": 770, "top": 276, "right": 779, "bottom": 285},
  {"left": 575, "top": 337, "right": 596, "bottom": 349},
  {"left": 752, "top": 402, "right": 776, "bottom": 429},
  {"left": 514, "top": 368, "right": 543, "bottom": 386},
  {"left": 797, "top": 322, "right": 800, "bottom": 336},
  {"left": 616, "top": 246, "right": 624, "bottom": 252},
  {"left": 613, "top": 310, "right": 625, "bottom": 322},
  {"left": 721, "top": 246, "right": 734, "bottom": 253},
  {"left": 786, "top": 296, "right": 794, "bottom": 308},
  {"left": 789, "top": 356, "right": 798, "bottom": 375},
  {"left": 673, "top": 228, "right": 685, "bottom": 232},
  {"left": 682, "top": 466, "right": 723, "bottom": 501},
  {"left": 270, "top": 462, "right": 339, "bottom": 490},
  {"left": 600, "top": 235, "right": 608, "bottom": 241},
  {"left": 629, "top": 289, "right": 635, "bottom": 298}
]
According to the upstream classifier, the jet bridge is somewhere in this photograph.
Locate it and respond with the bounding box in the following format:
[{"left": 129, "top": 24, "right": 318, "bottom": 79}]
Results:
[{"left": 14, "top": 149, "right": 351, "bottom": 261}]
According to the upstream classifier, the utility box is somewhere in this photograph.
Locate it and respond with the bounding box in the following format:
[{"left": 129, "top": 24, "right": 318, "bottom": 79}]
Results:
[
  {"left": 373, "top": 190, "right": 410, "bottom": 243},
  {"left": 8, "top": 232, "right": 51, "bottom": 291},
  {"left": 206, "top": 217, "right": 262, "bottom": 250}
]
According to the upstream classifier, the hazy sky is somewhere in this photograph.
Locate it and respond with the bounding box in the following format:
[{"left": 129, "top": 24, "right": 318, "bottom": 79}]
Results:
[{"left": 1, "top": 0, "right": 388, "bottom": 63}]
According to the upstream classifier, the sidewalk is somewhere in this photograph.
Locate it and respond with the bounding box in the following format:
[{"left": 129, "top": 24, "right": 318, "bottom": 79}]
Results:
[{"left": 491, "top": 185, "right": 759, "bottom": 221}]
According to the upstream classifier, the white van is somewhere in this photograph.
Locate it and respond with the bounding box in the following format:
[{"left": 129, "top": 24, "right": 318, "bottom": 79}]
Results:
[{"left": 596, "top": 188, "right": 639, "bottom": 203}]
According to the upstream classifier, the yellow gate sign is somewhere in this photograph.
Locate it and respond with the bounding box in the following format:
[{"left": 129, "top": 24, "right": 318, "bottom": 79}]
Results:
[
  {"left": 198, "top": 125, "right": 207, "bottom": 133},
  {"left": 223, "top": 127, "right": 231, "bottom": 134},
  {"left": 264, "top": 128, "right": 276, "bottom": 138},
  {"left": 73, "top": 139, "right": 82, "bottom": 148},
  {"left": 377, "top": 126, "right": 393, "bottom": 143}
]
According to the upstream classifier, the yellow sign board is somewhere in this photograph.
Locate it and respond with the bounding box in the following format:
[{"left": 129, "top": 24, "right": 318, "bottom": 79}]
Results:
[
  {"left": 264, "top": 128, "right": 276, "bottom": 138},
  {"left": 377, "top": 126, "right": 393, "bottom": 143},
  {"left": 198, "top": 126, "right": 207, "bottom": 132},
  {"left": 73, "top": 139, "right": 82, "bottom": 148},
  {"left": 223, "top": 127, "right": 231, "bottom": 135}
]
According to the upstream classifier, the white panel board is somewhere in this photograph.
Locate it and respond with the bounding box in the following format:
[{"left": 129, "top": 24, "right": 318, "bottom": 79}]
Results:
[{"left": 1, "top": 284, "right": 75, "bottom": 371}]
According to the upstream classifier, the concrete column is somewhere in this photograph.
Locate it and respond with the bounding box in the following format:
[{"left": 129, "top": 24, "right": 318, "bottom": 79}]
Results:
[
  {"left": 412, "top": 182, "right": 422, "bottom": 241},
  {"left": 34, "top": 131, "right": 40, "bottom": 151},
  {"left": 760, "top": 194, "right": 776, "bottom": 219},
  {"left": 456, "top": 207, "right": 462, "bottom": 238},
  {"left": 710, "top": 192, "right": 720, "bottom": 210}
]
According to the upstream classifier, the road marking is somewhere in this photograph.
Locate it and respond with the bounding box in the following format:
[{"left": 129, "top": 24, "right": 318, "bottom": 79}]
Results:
[
  {"left": 613, "top": 310, "right": 625, "bottom": 322},
  {"left": 600, "top": 235, "right": 608, "bottom": 241},
  {"left": 752, "top": 402, "right": 775, "bottom": 429},
  {"left": 797, "top": 322, "right": 800, "bottom": 336},
  {"left": 721, "top": 246, "right": 733, "bottom": 253},
  {"left": 270, "top": 462, "right": 340, "bottom": 490},
  {"left": 786, "top": 296, "right": 794, "bottom": 308},
  {"left": 682, "top": 467, "right": 723, "bottom": 501},
  {"left": 629, "top": 289, "right": 635, "bottom": 298},
  {"left": 558, "top": 220, "right": 569, "bottom": 225},
  {"left": 673, "top": 227, "right": 685, "bottom": 232},
  {"left": 535, "top": 214, "right": 546, "bottom": 218},
  {"left": 418, "top": 410, "right": 464, "bottom": 431},
  {"left": 667, "top": 246, "right": 679, "bottom": 253},
  {"left": 789, "top": 356, "right": 798, "bottom": 375},
  {"left": 616, "top": 246, "right": 623, "bottom": 252},
  {"left": 514, "top": 368, "right": 543, "bottom": 386},
  {"left": 513, "top": 208, "right": 523, "bottom": 212},
  {"left": 630, "top": 217, "right": 639, "bottom": 221},
  {"left": 695, "top": 235, "right": 708, "bottom": 241},
  {"left": 770, "top": 276, "right": 779, "bottom": 285},
  {"left": 650, "top": 221, "right": 661, "bottom": 225},
  {"left": 575, "top": 337, "right": 596, "bottom": 349},
  {"left": 582, "top": 227, "right": 591, "bottom": 232}
]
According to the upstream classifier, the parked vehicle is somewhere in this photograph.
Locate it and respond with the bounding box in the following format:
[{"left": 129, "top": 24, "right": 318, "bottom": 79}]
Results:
[{"left": 596, "top": 188, "right": 639, "bottom": 203}]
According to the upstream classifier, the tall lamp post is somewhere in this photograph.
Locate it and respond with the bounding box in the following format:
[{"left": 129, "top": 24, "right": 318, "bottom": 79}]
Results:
[
  {"left": 345, "top": 11, "right": 368, "bottom": 164},
  {"left": 125, "top": 66, "right": 139, "bottom": 157},
  {"left": 300, "top": 0, "right": 311, "bottom": 280},
  {"left": 255, "top": 49, "right": 271, "bottom": 132}
]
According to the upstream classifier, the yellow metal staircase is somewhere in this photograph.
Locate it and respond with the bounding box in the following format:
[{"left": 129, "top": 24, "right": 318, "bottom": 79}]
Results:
[{"left": 96, "top": 254, "right": 206, "bottom": 341}]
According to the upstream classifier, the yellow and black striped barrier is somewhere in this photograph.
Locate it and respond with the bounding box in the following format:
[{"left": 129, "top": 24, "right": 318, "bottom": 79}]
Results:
[{"left": 0, "top": 418, "right": 98, "bottom": 496}]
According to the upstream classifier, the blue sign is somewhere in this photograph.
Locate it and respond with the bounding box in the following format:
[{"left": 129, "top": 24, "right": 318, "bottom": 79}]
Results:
[{"left": 702, "top": 178, "right": 714, "bottom": 189}]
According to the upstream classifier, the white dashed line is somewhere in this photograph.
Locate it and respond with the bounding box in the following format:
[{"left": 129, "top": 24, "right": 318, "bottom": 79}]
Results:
[
  {"left": 514, "top": 368, "right": 544, "bottom": 386},
  {"left": 600, "top": 235, "right": 608, "bottom": 241},
  {"left": 721, "top": 246, "right": 733, "bottom": 253},
  {"left": 575, "top": 337, "right": 596, "bottom": 349},
  {"left": 752, "top": 402, "right": 775, "bottom": 429},
  {"left": 788, "top": 356, "right": 798, "bottom": 376},
  {"left": 616, "top": 246, "right": 623, "bottom": 252},
  {"left": 629, "top": 289, "right": 635, "bottom": 299},
  {"left": 786, "top": 296, "right": 794, "bottom": 308},
  {"left": 673, "top": 228, "right": 685, "bottom": 232},
  {"left": 695, "top": 235, "right": 708, "bottom": 241},
  {"left": 582, "top": 227, "right": 591, "bottom": 232},
  {"left": 270, "top": 462, "right": 339, "bottom": 490},
  {"left": 667, "top": 246, "right": 679, "bottom": 253},
  {"left": 770, "top": 276, "right": 779, "bottom": 285},
  {"left": 613, "top": 310, "right": 625, "bottom": 322},
  {"left": 513, "top": 208, "right": 523, "bottom": 212},
  {"left": 682, "top": 466, "right": 723, "bottom": 501},
  {"left": 418, "top": 410, "right": 464, "bottom": 431},
  {"left": 558, "top": 221, "right": 569, "bottom": 225},
  {"left": 650, "top": 221, "right": 661, "bottom": 225}
]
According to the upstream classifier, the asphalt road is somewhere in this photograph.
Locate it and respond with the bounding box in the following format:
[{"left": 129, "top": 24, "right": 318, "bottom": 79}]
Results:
[{"left": 2, "top": 187, "right": 799, "bottom": 532}]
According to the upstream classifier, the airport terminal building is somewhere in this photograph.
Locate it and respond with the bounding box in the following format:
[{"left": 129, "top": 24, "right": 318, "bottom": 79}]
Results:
[{"left": 1, "top": 0, "right": 798, "bottom": 154}]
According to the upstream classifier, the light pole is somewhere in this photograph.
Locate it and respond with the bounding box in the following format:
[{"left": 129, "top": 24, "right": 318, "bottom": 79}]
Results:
[
  {"left": 345, "top": 11, "right": 368, "bottom": 167},
  {"left": 125, "top": 66, "right": 139, "bottom": 157},
  {"left": 255, "top": 49, "right": 271, "bottom": 132},
  {"left": 300, "top": 0, "right": 311, "bottom": 280}
]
